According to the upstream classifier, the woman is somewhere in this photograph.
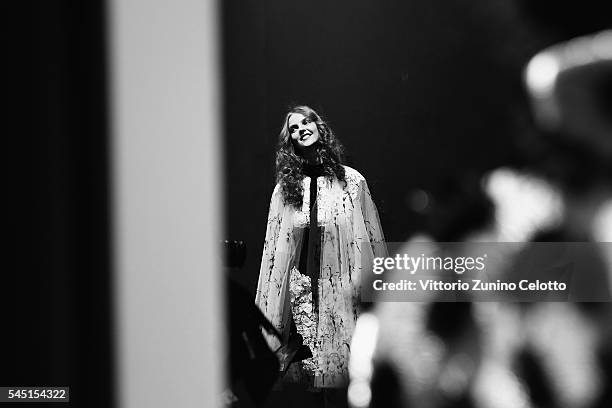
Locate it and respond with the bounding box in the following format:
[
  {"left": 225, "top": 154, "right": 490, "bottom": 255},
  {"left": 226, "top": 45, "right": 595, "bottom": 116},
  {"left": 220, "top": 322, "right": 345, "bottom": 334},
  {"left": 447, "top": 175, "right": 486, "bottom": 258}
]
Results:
[{"left": 255, "top": 105, "right": 386, "bottom": 389}]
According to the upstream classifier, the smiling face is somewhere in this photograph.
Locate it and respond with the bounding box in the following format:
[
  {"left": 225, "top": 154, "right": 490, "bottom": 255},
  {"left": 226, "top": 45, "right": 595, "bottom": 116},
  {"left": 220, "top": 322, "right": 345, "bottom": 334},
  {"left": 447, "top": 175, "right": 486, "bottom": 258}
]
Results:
[{"left": 287, "top": 112, "right": 320, "bottom": 150}]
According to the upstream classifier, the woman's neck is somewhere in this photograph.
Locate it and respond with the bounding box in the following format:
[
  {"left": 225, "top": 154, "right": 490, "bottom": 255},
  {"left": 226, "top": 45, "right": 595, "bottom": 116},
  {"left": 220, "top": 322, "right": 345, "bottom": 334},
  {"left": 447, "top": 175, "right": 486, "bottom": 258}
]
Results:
[{"left": 300, "top": 145, "right": 319, "bottom": 165}]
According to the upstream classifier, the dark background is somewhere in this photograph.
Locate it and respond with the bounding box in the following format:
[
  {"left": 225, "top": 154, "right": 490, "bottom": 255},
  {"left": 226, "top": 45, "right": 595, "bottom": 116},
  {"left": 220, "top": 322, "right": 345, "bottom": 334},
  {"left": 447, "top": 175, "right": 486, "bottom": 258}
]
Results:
[
  {"left": 222, "top": 0, "right": 546, "bottom": 292},
  {"left": 6, "top": 2, "right": 113, "bottom": 406},
  {"left": 4, "top": 1, "right": 608, "bottom": 406}
]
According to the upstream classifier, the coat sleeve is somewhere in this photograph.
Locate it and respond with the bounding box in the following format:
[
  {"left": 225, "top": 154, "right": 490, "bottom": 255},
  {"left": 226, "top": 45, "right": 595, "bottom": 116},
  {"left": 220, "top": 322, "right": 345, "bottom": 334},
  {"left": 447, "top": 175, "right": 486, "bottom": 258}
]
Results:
[
  {"left": 359, "top": 178, "right": 387, "bottom": 259},
  {"left": 255, "top": 184, "right": 296, "bottom": 349},
  {"left": 356, "top": 178, "right": 387, "bottom": 304}
]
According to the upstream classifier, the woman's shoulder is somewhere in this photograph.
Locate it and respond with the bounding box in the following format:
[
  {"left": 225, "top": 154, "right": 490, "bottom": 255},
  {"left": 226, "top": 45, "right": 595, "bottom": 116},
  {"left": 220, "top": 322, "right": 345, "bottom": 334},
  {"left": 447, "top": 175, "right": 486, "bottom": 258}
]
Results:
[
  {"left": 269, "top": 183, "right": 283, "bottom": 200},
  {"left": 342, "top": 165, "right": 366, "bottom": 183}
]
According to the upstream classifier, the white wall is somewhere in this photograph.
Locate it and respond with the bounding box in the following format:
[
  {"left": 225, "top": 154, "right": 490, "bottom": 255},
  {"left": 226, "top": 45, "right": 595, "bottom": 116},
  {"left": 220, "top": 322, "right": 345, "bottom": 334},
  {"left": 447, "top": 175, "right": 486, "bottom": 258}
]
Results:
[{"left": 109, "top": 1, "right": 222, "bottom": 406}]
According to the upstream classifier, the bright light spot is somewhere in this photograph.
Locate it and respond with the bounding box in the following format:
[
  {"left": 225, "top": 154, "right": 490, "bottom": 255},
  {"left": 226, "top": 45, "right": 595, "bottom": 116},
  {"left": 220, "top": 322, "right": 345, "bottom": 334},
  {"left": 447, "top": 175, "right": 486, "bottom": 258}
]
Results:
[
  {"left": 349, "top": 314, "right": 379, "bottom": 378},
  {"left": 473, "top": 362, "right": 529, "bottom": 408},
  {"left": 485, "top": 168, "right": 563, "bottom": 241},
  {"left": 348, "top": 380, "right": 372, "bottom": 408},
  {"left": 525, "top": 52, "right": 560, "bottom": 97}
]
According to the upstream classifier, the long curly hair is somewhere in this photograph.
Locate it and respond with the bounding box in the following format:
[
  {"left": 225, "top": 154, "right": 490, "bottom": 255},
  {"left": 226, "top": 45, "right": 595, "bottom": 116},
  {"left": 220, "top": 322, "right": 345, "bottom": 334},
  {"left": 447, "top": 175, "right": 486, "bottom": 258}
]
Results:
[{"left": 275, "top": 105, "right": 346, "bottom": 207}]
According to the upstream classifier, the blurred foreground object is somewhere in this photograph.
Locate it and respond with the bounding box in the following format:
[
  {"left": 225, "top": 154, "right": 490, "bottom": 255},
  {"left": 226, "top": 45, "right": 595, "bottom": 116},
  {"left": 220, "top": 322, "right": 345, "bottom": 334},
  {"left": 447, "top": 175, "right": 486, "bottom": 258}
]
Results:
[
  {"left": 224, "top": 240, "right": 281, "bottom": 407},
  {"left": 525, "top": 30, "right": 612, "bottom": 158},
  {"left": 348, "top": 28, "right": 612, "bottom": 408}
]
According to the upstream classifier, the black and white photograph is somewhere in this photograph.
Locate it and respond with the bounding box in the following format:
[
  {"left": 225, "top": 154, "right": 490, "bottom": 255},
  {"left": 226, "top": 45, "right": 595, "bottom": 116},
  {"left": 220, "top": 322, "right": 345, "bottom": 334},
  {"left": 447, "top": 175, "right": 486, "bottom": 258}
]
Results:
[{"left": 5, "top": 1, "right": 612, "bottom": 407}]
